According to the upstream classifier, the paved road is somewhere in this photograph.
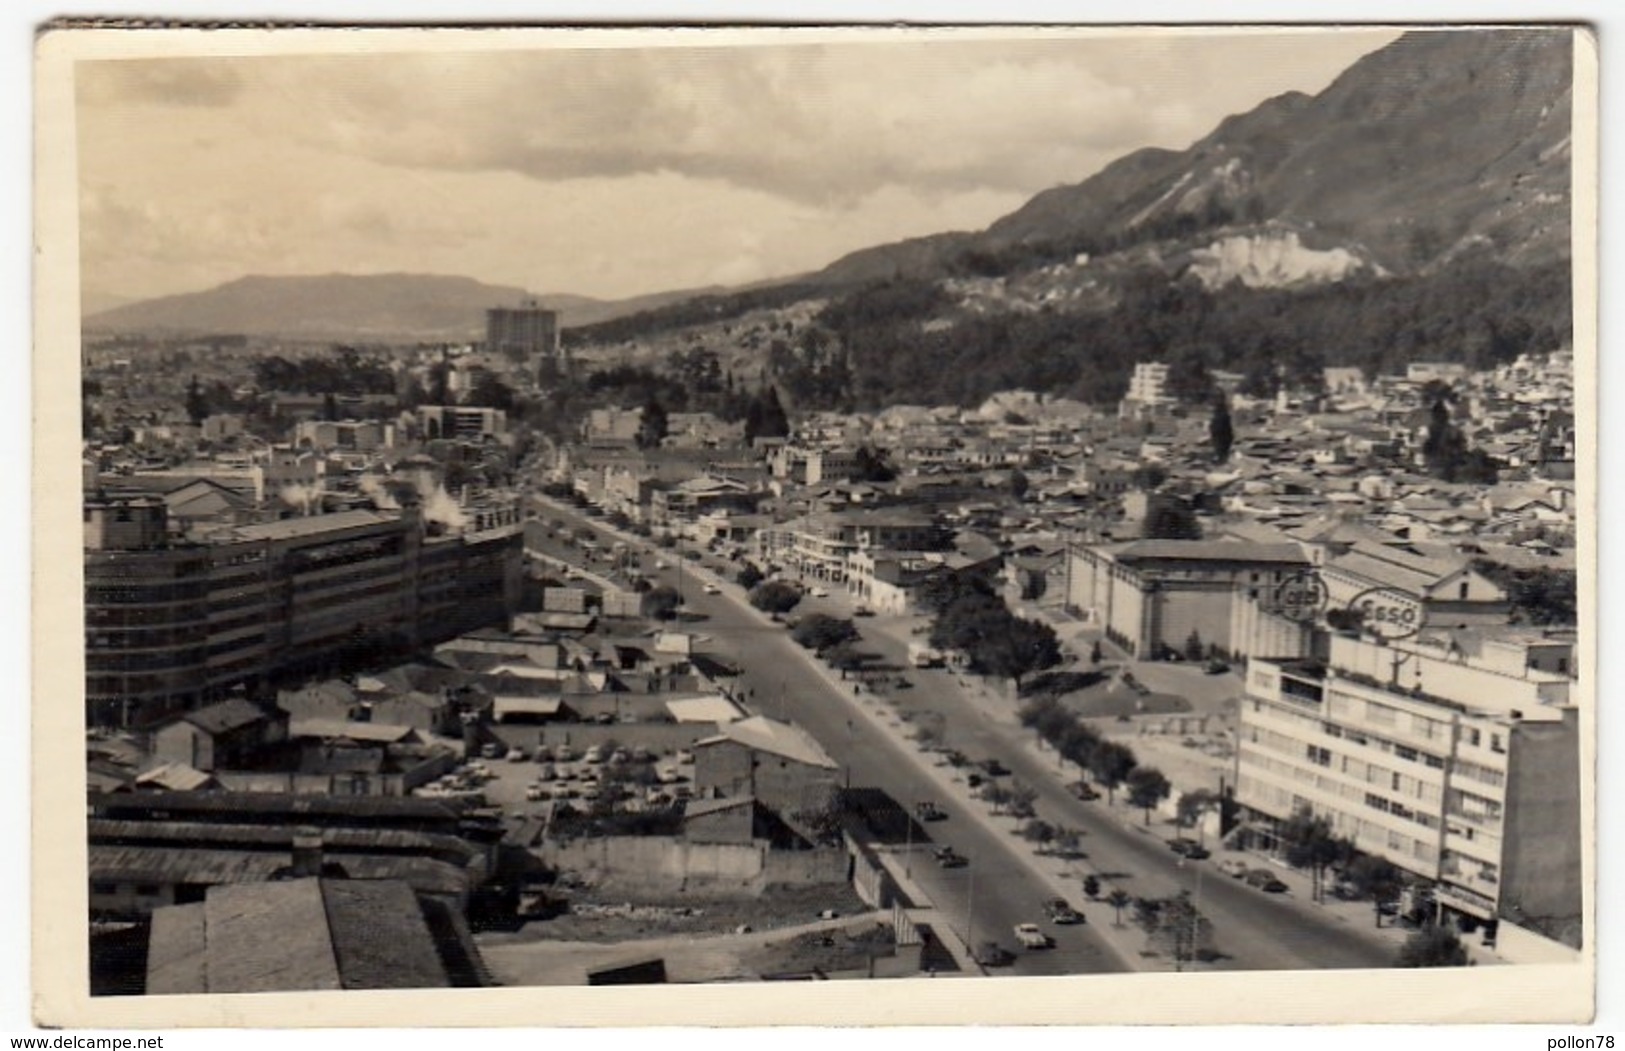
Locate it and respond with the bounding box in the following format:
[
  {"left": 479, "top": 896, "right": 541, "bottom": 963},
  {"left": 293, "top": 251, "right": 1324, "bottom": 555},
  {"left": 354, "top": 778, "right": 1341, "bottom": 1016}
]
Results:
[
  {"left": 522, "top": 502, "right": 1122, "bottom": 977},
  {"left": 847, "top": 611, "right": 1400, "bottom": 973},
  {"left": 523, "top": 498, "right": 1396, "bottom": 973}
]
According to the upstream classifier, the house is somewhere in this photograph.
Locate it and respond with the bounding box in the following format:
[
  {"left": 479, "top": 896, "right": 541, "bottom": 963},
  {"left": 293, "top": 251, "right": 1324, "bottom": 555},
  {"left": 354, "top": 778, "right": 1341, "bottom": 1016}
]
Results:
[
  {"left": 694, "top": 716, "right": 841, "bottom": 819},
  {"left": 145, "top": 876, "right": 491, "bottom": 993},
  {"left": 1320, "top": 541, "right": 1511, "bottom": 629},
  {"left": 152, "top": 699, "right": 288, "bottom": 773}
]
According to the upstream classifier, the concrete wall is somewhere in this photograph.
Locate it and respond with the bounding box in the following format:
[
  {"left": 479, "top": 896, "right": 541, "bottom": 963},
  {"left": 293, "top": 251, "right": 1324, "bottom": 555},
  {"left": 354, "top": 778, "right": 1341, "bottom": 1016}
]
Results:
[
  {"left": 541, "top": 836, "right": 846, "bottom": 897},
  {"left": 1231, "top": 592, "right": 1313, "bottom": 662},
  {"left": 1500, "top": 710, "right": 1583, "bottom": 946},
  {"left": 1152, "top": 583, "right": 1234, "bottom": 656}
]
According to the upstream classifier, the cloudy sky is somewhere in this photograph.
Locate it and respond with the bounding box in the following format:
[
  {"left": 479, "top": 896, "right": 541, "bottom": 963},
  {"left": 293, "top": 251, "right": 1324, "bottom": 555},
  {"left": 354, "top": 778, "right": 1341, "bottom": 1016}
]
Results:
[{"left": 76, "top": 28, "right": 1401, "bottom": 307}]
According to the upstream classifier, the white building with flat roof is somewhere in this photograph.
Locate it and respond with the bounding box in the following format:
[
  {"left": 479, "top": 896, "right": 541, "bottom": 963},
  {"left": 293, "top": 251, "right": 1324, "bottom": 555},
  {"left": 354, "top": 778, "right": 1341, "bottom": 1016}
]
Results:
[{"left": 1235, "top": 630, "right": 1581, "bottom": 948}]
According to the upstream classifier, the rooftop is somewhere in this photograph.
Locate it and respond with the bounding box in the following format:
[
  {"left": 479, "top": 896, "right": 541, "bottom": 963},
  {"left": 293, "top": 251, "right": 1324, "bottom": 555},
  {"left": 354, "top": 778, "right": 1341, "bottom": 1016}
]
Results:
[
  {"left": 230, "top": 509, "right": 399, "bottom": 543},
  {"left": 697, "top": 715, "right": 838, "bottom": 770},
  {"left": 146, "top": 878, "right": 451, "bottom": 994}
]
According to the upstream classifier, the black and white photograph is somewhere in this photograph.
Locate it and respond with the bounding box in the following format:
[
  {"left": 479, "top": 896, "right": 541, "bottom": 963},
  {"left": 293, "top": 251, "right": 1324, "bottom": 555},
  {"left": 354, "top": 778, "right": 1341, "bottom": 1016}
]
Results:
[{"left": 29, "top": 20, "right": 1598, "bottom": 1029}]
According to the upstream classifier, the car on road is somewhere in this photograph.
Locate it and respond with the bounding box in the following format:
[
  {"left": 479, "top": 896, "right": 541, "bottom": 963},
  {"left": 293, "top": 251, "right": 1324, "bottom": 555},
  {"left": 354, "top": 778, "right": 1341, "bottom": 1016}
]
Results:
[
  {"left": 932, "top": 845, "right": 968, "bottom": 868},
  {"left": 1217, "top": 858, "right": 1251, "bottom": 879},
  {"left": 702, "top": 583, "right": 722, "bottom": 595},
  {"left": 1245, "top": 869, "right": 1289, "bottom": 893},
  {"left": 913, "top": 801, "right": 946, "bottom": 822},
  {"left": 973, "top": 942, "right": 1014, "bottom": 967},
  {"left": 853, "top": 606, "right": 875, "bottom": 617},
  {"left": 809, "top": 587, "right": 830, "bottom": 598},
  {"left": 1042, "top": 899, "right": 1084, "bottom": 925},
  {"left": 965, "top": 773, "right": 985, "bottom": 790},
  {"left": 1168, "top": 838, "right": 1209, "bottom": 859},
  {"left": 1013, "top": 923, "right": 1055, "bottom": 949},
  {"left": 1066, "top": 780, "right": 1101, "bottom": 801},
  {"left": 1205, "top": 658, "right": 1231, "bottom": 675}
]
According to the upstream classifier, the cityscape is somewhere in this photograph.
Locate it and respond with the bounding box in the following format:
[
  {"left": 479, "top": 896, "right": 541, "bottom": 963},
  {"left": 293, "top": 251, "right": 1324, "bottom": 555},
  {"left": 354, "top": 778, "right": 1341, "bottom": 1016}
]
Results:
[{"left": 64, "top": 25, "right": 1588, "bottom": 1009}]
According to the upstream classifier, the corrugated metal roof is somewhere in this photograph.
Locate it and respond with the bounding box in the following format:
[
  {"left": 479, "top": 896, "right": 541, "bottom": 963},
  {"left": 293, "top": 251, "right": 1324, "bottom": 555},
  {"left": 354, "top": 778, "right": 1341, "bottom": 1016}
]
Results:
[{"left": 696, "top": 716, "right": 838, "bottom": 770}]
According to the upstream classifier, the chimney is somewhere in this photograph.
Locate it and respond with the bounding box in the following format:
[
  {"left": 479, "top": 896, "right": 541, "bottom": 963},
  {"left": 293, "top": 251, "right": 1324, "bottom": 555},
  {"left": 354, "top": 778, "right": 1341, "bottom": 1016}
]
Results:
[{"left": 291, "top": 827, "right": 325, "bottom": 878}]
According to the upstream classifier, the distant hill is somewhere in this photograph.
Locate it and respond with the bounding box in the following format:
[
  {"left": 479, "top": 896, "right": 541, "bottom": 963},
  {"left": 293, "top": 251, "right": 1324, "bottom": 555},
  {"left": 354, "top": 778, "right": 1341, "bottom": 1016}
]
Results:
[
  {"left": 82, "top": 272, "right": 727, "bottom": 341},
  {"left": 812, "top": 28, "right": 1573, "bottom": 285}
]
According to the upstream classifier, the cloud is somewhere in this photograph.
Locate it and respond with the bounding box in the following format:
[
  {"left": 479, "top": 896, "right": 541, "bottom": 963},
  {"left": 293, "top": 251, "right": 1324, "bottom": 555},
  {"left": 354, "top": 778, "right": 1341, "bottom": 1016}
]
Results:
[
  {"left": 78, "top": 58, "right": 244, "bottom": 108},
  {"left": 104, "top": 33, "right": 1391, "bottom": 209}
]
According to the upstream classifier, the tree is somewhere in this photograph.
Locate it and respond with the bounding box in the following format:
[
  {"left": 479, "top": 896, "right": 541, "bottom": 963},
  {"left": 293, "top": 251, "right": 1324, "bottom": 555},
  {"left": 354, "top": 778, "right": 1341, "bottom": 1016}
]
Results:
[
  {"left": 736, "top": 563, "right": 765, "bottom": 590},
  {"left": 825, "top": 643, "right": 868, "bottom": 679},
  {"left": 1106, "top": 888, "right": 1132, "bottom": 927},
  {"left": 1021, "top": 819, "right": 1056, "bottom": 852},
  {"left": 1007, "top": 782, "right": 1038, "bottom": 820},
  {"left": 791, "top": 613, "right": 859, "bottom": 653},
  {"left": 1175, "top": 788, "right": 1222, "bottom": 848},
  {"left": 1088, "top": 741, "right": 1137, "bottom": 805},
  {"left": 184, "top": 374, "right": 209, "bottom": 425},
  {"left": 1125, "top": 766, "right": 1172, "bottom": 825},
  {"left": 745, "top": 385, "right": 790, "bottom": 443},
  {"left": 974, "top": 615, "right": 1062, "bottom": 691},
  {"left": 1280, "top": 806, "right": 1350, "bottom": 902},
  {"left": 1146, "top": 890, "right": 1215, "bottom": 968},
  {"left": 1082, "top": 874, "right": 1101, "bottom": 900},
  {"left": 640, "top": 585, "right": 682, "bottom": 621},
  {"left": 748, "top": 581, "right": 802, "bottom": 616},
  {"left": 851, "top": 444, "right": 897, "bottom": 483},
  {"left": 636, "top": 392, "right": 669, "bottom": 450},
  {"left": 1209, "top": 393, "right": 1234, "bottom": 463},
  {"left": 1396, "top": 924, "right": 1470, "bottom": 968},
  {"left": 1144, "top": 499, "right": 1202, "bottom": 541},
  {"left": 1344, "top": 854, "right": 1405, "bottom": 925}
]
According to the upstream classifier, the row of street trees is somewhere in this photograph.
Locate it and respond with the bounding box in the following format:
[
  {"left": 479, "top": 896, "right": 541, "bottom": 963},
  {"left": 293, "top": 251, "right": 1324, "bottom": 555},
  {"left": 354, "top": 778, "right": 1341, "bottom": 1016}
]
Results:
[{"left": 1017, "top": 694, "right": 1170, "bottom": 820}]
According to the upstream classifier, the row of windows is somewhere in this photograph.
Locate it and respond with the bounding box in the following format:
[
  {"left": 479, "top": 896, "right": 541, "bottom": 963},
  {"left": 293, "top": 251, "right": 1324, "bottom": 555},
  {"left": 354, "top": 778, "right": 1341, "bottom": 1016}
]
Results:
[
  {"left": 1454, "top": 758, "right": 1507, "bottom": 789},
  {"left": 86, "top": 582, "right": 209, "bottom": 605}
]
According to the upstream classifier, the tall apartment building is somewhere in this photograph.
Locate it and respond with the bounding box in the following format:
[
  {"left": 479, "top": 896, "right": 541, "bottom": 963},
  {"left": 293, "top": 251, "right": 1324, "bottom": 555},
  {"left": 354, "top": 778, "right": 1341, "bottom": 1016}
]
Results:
[
  {"left": 1235, "top": 630, "right": 1580, "bottom": 944},
  {"left": 485, "top": 298, "right": 565, "bottom": 380},
  {"left": 84, "top": 498, "right": 522, "bottom": 729}
]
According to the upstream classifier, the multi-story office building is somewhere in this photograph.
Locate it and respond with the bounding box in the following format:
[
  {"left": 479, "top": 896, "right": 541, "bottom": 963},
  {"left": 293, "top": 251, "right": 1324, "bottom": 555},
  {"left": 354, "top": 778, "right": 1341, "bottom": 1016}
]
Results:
[
  {"left": 1235, "top": 630, "right": 1580, "bottom": 942},
  {"left": 485, "top": 299, "right": 564, "bottom": 379},
  {"left": 84, "top": 498, "right": 522, "bottom": 729}
]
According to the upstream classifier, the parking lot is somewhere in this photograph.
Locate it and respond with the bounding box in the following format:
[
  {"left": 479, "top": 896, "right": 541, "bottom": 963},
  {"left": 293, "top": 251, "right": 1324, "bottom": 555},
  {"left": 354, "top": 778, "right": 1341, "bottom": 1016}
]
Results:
[{"left": 414, "top": 741, "right": 698, "bottom": 820}]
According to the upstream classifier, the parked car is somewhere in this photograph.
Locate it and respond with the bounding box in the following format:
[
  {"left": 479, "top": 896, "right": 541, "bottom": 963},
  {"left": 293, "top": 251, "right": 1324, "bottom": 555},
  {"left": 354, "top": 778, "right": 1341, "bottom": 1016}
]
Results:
[
  {"left": 534, "top": 762, "right": 556, "bottom": 781},
  {"left": 553, "top": 745, "right": 575, "bottom": 762},
  {"left": 1013, "top": 923, "right": 1055, "bottom": 949},
  {"left": 1246, "top": 869, "right": 1289, "bottom": 893},
  {"left": 914, "top": 801, "right": 946, "bottom": 822},
  {"left": 932, "top": 846, "right": 968, "bottom": 868},
  {"left": 532, "top": 745, "right": 553, "bottom": 763},
  {"left": 810, "top": 587, "right": 830, "bottom": 599},
  {"left": 524, "top": 782, "right": 547, "bottom": 801},
  {"left": 853, "top": 606, "right": 875, "bottom": 617},
  {"left": 1205, "top": 658, "right": 1231, "bottom": 675},
  {"left": 610, "top": 749, "right": 632, "bottom": 765},
  {"left": 583, "top": 745, "right": 604, "bottom": 764},
  {"left": 481, "top": 743, "right": 503, "bottom": 760},
  {"left": 1168, "top": 837, "right": 1207, "bottom": 858},
  {"left": 1042, "top": 899, "right": 1084, "bottom": 925},
  {"left": 1217, "top": 858, "right": 1251, "bottom": 879},
  {"left": 506, "top": 747, "right": 527, "bottom": 763},
  {"left": 973, "top": 942, "right": 1014, "bottom": 967}
]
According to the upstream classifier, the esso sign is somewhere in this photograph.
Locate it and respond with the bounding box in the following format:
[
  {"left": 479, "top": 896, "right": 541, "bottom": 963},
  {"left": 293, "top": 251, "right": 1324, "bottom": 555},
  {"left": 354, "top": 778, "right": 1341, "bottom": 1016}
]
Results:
[{"left": 1349, "top": 587, "right": 1423, "bottom": 639}]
